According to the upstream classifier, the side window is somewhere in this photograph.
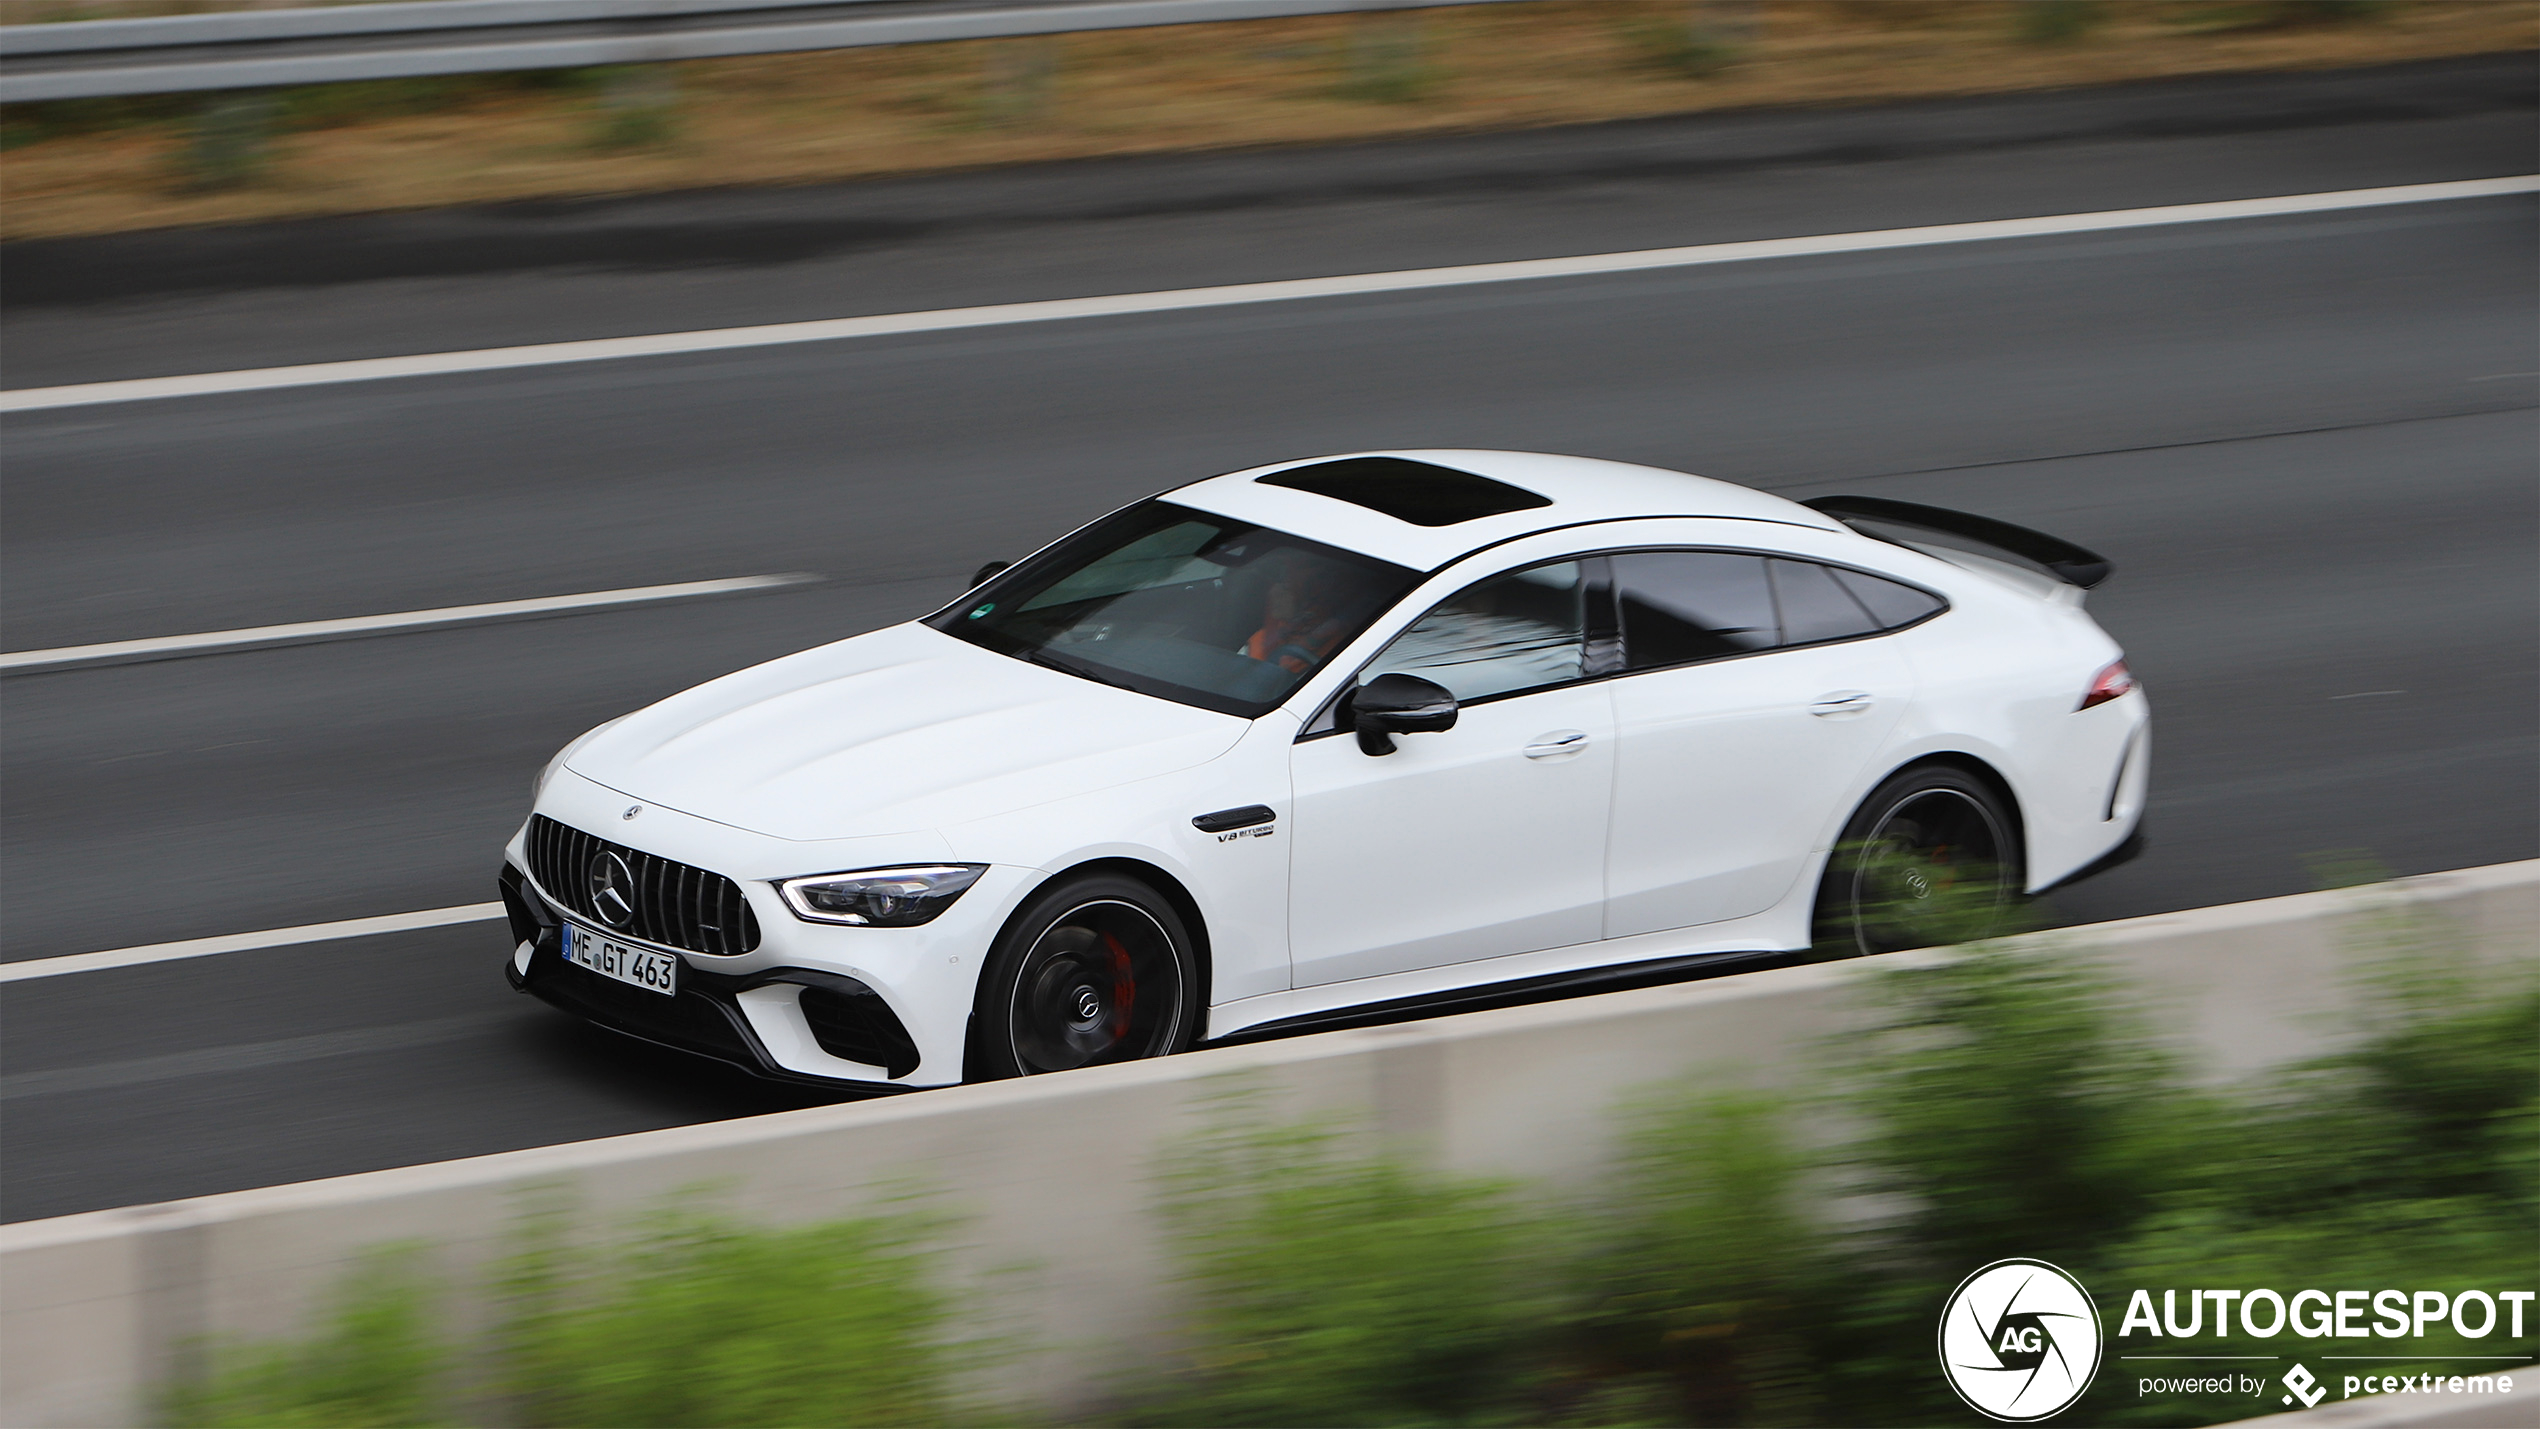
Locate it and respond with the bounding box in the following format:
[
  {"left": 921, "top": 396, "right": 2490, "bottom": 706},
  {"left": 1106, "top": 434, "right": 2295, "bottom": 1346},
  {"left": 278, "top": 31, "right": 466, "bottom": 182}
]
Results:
[
  {"left": 1360, "top": 560, "right": 1586, "bottom": 703},
  {"left": 1614, "top": 551, "right": 1774, "bottom": 670},
  {"left": 1770, "top": 558, "right": 1884, "bottom": 645},
  {"left": 1828, "top": 566, "right": 1947, "bottom": 630}
]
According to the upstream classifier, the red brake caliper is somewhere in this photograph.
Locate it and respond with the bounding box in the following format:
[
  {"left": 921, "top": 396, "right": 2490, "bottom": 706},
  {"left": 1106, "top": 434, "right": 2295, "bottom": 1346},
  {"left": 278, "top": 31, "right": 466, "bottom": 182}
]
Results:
[{"left": 1103, "top": 932, "right": 1136, "bottom": 1043}]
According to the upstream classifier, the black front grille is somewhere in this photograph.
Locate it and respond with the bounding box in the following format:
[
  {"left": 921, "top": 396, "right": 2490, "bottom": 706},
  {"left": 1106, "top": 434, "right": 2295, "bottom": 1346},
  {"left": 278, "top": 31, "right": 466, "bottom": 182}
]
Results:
[{"left": 526, "top": 814, "right": 761, "bottom": 956}]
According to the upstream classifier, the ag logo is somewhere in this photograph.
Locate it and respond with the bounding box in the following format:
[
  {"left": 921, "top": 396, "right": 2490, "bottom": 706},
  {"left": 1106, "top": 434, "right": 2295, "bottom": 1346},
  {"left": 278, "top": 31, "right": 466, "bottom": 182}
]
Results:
[{"left": 1939, "top": 1259, "right": 2103, "bottom": 1421}]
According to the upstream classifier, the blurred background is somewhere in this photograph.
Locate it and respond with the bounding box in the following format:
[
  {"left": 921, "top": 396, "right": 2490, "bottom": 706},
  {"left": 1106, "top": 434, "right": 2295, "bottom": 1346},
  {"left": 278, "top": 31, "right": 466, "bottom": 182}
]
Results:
[
  {"left": 1, "top": 2, "right": 2533, "bottom": 1423},
  {"left": 3, "top": 2, "right": 2532, "bottom": 234}
]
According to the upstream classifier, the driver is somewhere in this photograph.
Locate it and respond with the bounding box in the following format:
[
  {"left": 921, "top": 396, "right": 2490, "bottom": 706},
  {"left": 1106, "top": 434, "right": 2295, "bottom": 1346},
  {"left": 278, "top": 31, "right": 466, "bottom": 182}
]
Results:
[{"left": 1244, "top": 554, "right": 1353, "bottom": 674}]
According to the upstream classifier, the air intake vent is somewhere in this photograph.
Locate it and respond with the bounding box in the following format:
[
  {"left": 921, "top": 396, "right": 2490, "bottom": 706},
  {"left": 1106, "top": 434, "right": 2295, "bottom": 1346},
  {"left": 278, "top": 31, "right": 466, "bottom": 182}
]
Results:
[
  {"left": 526, "top": 814, "right": 761, "bottom": 956},
  {"left": 796, "top": 980, "right": 922, "bottom": 1079}
]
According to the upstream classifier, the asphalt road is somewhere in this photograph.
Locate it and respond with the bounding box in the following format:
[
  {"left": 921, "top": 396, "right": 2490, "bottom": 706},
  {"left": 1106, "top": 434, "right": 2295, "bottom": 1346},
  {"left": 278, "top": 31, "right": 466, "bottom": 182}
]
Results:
[{"left": 2, "top": 60, "right": 2533, "bottom": 1222}]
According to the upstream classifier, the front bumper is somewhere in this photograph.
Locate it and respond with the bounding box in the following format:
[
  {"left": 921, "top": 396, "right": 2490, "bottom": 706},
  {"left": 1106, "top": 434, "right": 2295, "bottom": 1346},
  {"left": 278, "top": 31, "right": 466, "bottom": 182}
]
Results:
[
  {"left": 497, "top": 776, "right": 1033, "bottom": 1088},
  {"left": 500, "top": 863, "right": 931, "bottom": 1092}
]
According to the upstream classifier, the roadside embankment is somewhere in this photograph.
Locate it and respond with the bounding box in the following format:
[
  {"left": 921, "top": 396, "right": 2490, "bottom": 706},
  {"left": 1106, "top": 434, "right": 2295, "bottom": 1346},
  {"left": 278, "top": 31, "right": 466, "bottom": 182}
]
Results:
[
  {"left": 1, "top": 1, "right": 2531, "bottom": 241},
  {"left": 3, "top": 860, "right": 2532, "bottom": 1426}
]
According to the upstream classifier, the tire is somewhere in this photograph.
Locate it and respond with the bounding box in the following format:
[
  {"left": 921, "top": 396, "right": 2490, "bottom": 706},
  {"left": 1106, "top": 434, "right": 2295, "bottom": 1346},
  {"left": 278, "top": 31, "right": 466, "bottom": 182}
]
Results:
[
  {"left": 966, "top": 872, "right": 1201, "bottom": 1080},
  {"left": 1813, "top": 763, "right": 2023, "bottom": 958}
]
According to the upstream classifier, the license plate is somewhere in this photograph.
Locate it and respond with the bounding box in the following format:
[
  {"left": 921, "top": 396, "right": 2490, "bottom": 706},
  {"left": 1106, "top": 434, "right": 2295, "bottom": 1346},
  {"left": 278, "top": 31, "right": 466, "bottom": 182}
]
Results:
[{"left": 562, "top": 922, "right": 679, "bottom": 997}]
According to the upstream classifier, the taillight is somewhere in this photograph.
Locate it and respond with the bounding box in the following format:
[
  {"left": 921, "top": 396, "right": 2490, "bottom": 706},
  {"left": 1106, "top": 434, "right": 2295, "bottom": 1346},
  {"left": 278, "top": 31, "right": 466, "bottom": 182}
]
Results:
[{"left": 2077, "top": 659, "right": 2135, "bottom": 711}]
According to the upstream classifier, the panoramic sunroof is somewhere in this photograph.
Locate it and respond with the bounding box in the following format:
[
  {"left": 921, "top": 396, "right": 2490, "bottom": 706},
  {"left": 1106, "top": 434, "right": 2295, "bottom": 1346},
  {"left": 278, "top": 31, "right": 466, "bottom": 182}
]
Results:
[{"left": 1255, "top": 457, "right": 1553, "bottom": 527}]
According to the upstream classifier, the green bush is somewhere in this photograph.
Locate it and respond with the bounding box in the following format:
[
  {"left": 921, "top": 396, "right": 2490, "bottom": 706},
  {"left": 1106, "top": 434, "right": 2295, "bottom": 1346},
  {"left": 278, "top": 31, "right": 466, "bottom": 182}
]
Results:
[
  {"left": 2254, "top": 0, "right": 2391, "bottom": 22},
  {"left": 161, "top": 1205, "right": 959, "bottom": 1429},
  {"left": 2019, "top": 1, "right": 2106, "bottom": 44},
  {"left": 501, "top": 1202, "right": 957, "bottom": 1428},
  {"left": 2178, "top": 0, "right": 2392, "bottom": 31},
  {"left": 1616, "top": 7, "right": 1744, "bottom": 78},
  {"left": 2312, "top": 924, "right": 2539, "bottom": 1206},
  {"left": 271, "top": 73, "right": 593, "bottom": 133},
  {"left": 1337, "top": 15, "right": 1442, "bottom": 105},
  {"left": 975, "top": 40, "right": 1059, "bottom": 129},
  {"left": 0, "top": 70, "right": 600, "bottom": 154},
  {"left": 585, "top": 67, "right": 680, "bottom": 151},
  {"left": 1841, "top": 937, "right": 2212, "bottom": 1274},
  {"left": 164, "top": 1250, "right": 446, "bottom": 1429},
  {"left": 1574, "top": 1089, "right": 1825, "bottom": 1425},
  {"left": 1137, "top": 1105, "right": 1551, "bottom": 1425},
  {"left": 175, "top": 92, "right": 278, "bottom": 191}
]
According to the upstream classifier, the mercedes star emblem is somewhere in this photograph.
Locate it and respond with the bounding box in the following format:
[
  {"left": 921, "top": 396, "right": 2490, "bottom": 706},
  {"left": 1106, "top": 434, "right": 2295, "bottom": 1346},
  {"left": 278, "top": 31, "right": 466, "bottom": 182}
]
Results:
[
  {"left": 622, "top": 805, "right": 642, "bottom": 820},
  {"left": 587, "top": 851, "right": 636, "bottom": 928}
]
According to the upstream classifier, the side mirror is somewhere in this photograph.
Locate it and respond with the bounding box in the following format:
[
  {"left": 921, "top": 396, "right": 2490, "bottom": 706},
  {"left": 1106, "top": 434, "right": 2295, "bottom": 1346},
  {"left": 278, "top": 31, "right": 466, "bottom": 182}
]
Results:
[
  {"left": 1350, "top": 673, "right": 1458, "bottom": 756},
  {"left": 969, "top": 560, "right": 1012, "bottom": 589}
]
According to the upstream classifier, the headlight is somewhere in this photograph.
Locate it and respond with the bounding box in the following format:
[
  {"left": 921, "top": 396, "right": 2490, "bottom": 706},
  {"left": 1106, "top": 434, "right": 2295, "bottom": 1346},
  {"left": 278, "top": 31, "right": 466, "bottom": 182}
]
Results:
[
  {"left": 777, "top": 865, "right": 986, "bottom": 927},
  {"left": 533, "top": 716, "right": 626, "bottom": 801}
]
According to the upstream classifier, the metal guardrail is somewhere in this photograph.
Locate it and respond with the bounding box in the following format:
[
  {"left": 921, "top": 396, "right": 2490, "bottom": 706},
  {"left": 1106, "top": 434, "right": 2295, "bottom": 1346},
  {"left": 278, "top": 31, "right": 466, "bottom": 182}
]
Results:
[{"left": 0, "top": 0, "right": 1532, "bottom": 103}]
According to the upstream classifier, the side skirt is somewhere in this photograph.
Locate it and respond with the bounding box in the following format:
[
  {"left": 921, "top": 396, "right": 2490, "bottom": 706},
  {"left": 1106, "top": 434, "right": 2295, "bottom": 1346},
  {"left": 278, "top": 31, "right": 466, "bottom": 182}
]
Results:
[{"left": 1202, "top": 946, "right": 1804, "bottom": 1047}]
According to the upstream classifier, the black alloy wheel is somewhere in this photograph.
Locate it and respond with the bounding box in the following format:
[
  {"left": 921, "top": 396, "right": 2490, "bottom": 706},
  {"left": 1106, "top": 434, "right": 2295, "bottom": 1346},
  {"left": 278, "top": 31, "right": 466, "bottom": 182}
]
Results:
[
  {"left": 1814, "top": 764, "right": 2022, "bottom": 958},
  {"left": 969, "top": 873, "right": 1200, "bottom": 1079}
]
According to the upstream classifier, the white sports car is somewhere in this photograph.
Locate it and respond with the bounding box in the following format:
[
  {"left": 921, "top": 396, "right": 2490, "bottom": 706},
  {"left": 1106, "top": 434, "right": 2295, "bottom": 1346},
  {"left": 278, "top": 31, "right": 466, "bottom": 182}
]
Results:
[{"left": 501, "top": 452, "right": 2146, "bottom": 1088}]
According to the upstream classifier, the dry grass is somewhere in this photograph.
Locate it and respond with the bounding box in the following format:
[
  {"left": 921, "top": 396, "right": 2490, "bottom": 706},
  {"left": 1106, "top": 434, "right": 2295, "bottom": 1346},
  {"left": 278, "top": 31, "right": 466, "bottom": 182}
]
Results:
[{"left": 2, "top": 1, "right": 2532, "bottom": 240}]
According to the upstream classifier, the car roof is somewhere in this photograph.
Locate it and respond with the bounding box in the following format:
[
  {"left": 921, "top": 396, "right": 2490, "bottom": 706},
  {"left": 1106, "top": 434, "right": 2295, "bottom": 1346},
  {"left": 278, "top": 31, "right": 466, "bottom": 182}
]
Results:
[{"left": 1163, "top": 450, "right": 1845, "bottom": 571}]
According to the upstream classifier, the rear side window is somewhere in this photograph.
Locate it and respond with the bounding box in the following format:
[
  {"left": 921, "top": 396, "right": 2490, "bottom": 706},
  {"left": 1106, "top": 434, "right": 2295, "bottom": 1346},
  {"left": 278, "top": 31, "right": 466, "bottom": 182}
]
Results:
[
  {"left": 1615, "top": 552, "right": 1775, "bottom": 670},
  {"left": 1828, "top": 566, "right": 1947, "bottom": 630},
  {"left": 1615, "top": 551, "right": 1946, "bottom": 670},
  {"left": 1770, "top": 558, "right": 1884, "bottom": 645}
]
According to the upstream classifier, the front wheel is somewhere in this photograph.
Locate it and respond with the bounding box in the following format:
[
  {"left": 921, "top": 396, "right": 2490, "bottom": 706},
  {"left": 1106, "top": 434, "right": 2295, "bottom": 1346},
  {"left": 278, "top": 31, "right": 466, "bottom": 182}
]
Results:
[
  {"left": 1813, "top": 764, "right": 2023, "bottom": 958},
  {"left": 967, "top": 873, "right": 1200, "bottom": 1080}
]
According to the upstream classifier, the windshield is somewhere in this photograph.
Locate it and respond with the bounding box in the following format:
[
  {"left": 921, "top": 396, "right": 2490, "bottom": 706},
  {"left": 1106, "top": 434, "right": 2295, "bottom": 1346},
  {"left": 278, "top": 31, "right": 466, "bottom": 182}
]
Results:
[{"left": 929, "top": 501, "right": 1421, "bottom": 717}]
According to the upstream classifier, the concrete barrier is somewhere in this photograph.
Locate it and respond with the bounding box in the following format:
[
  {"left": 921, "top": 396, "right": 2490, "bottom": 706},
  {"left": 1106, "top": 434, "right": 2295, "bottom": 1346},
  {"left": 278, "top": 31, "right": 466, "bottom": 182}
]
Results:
[{"left": 5, "top": 861, "right": 2533, "bottom": 1426}]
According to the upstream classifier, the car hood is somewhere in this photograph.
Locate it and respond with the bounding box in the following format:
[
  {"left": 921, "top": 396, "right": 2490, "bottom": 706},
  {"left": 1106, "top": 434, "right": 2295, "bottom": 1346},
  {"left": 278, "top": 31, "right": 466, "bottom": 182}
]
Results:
[{"left": 566, "top": 623, "right": 1249, "bottom": 841}]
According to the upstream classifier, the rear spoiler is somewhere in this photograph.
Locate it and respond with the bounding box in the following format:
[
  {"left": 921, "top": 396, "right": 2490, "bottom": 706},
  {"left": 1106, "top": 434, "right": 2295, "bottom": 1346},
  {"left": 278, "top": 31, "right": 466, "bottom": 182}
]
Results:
[{"left": 1801, "top": 496, "right": 2113, "bottom": 590}]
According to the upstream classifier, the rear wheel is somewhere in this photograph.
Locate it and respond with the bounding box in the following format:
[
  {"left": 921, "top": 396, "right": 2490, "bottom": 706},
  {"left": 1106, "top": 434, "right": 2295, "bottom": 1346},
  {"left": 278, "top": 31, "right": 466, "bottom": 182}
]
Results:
[
  {"left": 967, "top": 873, "right": 1200, "bottom": 1080},
  {"left": 1813, "top": 764, "right": 2022, "bottom": 958}
]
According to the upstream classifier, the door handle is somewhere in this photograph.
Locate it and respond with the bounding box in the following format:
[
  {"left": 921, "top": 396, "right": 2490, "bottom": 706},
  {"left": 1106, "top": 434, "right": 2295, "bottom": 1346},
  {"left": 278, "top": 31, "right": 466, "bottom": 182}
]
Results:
[
  {"left": 1810, "top": 691, "right": 1873, "bottom": 718},
  {"left": 1523, "top": 731, "right": 1589, "bottom": 759}
]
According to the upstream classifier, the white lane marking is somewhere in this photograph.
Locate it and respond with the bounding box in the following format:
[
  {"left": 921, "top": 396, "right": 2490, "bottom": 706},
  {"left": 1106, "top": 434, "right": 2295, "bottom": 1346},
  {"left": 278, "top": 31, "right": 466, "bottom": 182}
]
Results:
[
  {"left": 0, "top": 571, "right": 817, "bottom": 672},
  {"left": 2, "top": 1014, "right": 512, "bottom": 1100},
  {"left": 0, "top": 903, "right": 504, "bottom": 983},
  {"left": 3, "top": 176, "right": 2529, "bottom": 413}
]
